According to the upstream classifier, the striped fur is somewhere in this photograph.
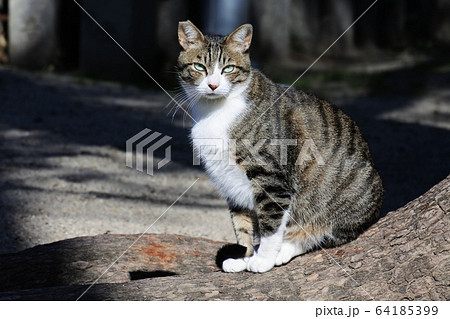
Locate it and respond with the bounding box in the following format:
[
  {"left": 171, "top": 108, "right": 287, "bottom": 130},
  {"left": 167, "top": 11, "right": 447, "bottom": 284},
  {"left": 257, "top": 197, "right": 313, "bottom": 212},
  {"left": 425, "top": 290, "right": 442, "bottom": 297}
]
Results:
[{"left": 177, "top": 21, "right": 384, "bottom": 273}]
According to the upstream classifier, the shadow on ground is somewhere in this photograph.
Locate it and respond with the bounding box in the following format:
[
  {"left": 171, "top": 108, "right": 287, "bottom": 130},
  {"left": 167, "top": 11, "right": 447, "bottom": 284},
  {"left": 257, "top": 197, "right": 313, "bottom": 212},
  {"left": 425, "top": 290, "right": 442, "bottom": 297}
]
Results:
[{"left": 0, "top": 67, "right": 197, "bottom": 253}]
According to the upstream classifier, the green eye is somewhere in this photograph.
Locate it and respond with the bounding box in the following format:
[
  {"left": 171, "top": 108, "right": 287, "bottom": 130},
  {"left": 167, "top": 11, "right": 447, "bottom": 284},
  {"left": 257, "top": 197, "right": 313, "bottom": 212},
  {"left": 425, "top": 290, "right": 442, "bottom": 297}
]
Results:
[
  {"left": 222, "top": 65, "right": 235, "bottom": 73},
  {"left": 193, "top": 63, "right": 206, "bottom": 72}
]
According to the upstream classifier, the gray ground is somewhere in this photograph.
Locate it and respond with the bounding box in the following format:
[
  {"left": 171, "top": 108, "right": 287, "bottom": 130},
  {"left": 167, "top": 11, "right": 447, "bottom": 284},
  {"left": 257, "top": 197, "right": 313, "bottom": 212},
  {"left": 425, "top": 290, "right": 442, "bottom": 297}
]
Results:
[{"left": 0, "top": 63, "right": 449, "bottom": 254}]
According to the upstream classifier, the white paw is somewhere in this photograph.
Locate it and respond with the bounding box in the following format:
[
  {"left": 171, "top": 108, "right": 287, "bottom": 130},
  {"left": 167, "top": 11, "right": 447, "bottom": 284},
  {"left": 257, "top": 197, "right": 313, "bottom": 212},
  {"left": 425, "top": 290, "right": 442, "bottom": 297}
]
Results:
[
  {"left": 246, "top": 254, "right": 276, "bottom": 273},
  {"left": 222, "top": 258, "right": 247, "bottom": 273},
  {"left": 275, "top": 242, "right": 305, "bottom": 266},
  {"left": 275, "top": 242, "right": 297, "bottom": 266}
]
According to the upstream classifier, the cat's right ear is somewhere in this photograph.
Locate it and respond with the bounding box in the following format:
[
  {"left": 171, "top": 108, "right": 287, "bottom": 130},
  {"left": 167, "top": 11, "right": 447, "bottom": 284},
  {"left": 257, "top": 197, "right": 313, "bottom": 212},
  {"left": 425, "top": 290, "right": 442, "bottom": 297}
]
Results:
[{"left": 178, "top": 20, "right": 205, "bottom": 51}]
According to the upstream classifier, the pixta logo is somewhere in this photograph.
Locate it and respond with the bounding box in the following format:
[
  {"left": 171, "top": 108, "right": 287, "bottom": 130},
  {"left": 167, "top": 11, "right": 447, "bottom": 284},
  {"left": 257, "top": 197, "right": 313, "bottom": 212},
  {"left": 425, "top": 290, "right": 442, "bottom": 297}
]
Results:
[{"left": 126, "top": 128, "right": 172, "bottom": 176}]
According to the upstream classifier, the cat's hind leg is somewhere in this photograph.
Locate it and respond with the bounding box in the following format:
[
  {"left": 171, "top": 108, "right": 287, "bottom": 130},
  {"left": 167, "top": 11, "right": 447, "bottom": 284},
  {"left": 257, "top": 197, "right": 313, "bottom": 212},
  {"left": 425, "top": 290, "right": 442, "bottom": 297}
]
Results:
[
  {"left": 275, "top": 240, "right": 306, "bottom": 266},
  {"left": 275, "top": 225, "right": 332, "bottom": 266}
]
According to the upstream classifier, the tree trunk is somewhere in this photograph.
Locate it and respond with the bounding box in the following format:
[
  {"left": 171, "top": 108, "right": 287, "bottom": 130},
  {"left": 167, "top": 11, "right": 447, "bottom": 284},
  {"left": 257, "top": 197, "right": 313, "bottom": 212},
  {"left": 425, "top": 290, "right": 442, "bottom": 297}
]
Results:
[
  {"left": 319, "top": 0, "right": 355, "bottom": 56},
  {"left": 0, "top": 175, "right": 448, "bottom": 300},
  {"left": 251, "top": 0, "right": 291, "bottom": 62},
  {"left": 434, "top": 0, "right": 450, "bottom": 47},
  {"left": 290, "top": 0, "right": 320, "bottom": 55}
]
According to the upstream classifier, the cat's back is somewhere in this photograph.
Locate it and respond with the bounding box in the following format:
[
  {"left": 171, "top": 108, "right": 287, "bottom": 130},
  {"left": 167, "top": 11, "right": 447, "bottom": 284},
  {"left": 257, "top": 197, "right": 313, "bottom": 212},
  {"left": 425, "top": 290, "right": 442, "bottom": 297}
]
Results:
[{"left": 245, "top": 70, "right": 373, "bottom": 161}]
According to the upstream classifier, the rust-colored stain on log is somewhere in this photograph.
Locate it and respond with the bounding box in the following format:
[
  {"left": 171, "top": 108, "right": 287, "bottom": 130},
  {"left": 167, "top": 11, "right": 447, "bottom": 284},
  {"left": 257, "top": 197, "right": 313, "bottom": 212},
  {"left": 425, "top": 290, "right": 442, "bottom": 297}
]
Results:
[{"left": 142, "top": 243, "right": 177, "bottom": 263}]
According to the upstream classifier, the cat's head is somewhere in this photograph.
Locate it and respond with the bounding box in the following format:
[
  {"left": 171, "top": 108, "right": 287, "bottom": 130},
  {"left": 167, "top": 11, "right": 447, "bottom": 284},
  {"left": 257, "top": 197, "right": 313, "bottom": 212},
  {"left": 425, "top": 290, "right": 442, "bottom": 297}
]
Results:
[{"left": 177, "top": 20, "right": 253, "bottom": 101}]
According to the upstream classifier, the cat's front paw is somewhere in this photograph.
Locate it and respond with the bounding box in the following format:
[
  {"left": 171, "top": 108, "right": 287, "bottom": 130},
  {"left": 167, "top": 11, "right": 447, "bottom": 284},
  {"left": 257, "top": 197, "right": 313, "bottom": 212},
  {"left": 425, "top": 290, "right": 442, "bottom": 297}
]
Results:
[
  {"left": 222, "top": 258, "right": 248, "bottom": 273},
  {"left": 246, "top": 254, "right": 276, "bottom": 273}
]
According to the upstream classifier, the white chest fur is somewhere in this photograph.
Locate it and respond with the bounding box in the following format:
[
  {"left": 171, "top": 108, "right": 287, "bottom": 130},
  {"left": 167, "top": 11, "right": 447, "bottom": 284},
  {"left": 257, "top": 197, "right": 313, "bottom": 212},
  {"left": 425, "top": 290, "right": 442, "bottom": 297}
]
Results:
[{"left": 191, "top": 95, "right": 255, "bottom": 210}]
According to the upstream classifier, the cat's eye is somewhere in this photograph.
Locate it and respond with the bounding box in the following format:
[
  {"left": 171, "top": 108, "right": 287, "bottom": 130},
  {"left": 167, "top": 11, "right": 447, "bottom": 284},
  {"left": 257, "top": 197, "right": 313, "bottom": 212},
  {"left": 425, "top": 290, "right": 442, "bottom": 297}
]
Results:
[
  {"left": 222, "top": 65, "right": 235, "bottom": 73},
  {"left": 193, "top": 63, "right": 206, "bottom": 72}
]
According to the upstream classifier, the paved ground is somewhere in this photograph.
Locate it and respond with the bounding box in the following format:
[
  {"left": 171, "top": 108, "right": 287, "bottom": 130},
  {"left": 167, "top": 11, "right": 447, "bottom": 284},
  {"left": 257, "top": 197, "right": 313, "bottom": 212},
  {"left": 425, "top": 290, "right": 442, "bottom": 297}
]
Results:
[{"left": 0, "top": 63, "right": 449, "bottom": 254}]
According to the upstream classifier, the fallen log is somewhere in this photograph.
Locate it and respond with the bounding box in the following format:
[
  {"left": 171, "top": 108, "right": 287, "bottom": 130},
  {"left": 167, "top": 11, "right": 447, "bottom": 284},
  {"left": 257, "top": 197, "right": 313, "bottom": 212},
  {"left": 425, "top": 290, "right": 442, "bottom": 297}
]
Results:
[{"left": 0, "top": 175, "right": 448, "bottom": 300}]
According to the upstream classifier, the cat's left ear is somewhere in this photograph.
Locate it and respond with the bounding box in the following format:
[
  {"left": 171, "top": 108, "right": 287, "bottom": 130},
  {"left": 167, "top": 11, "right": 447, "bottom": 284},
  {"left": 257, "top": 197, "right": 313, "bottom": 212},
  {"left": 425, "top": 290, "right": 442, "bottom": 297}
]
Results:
[{"left": 226, "top": 24, "right": 253, "bottom": 53}]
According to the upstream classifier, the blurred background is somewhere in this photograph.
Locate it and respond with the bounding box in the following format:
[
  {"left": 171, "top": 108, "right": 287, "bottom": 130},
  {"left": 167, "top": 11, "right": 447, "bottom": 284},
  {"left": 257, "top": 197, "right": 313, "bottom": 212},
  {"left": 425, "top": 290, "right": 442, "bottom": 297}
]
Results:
[
  {"left": 1, "top": 0, "right": 450, "bottom": 83},
  {"left": 0, "top": 0, "right": 449, "bottom": 254}
]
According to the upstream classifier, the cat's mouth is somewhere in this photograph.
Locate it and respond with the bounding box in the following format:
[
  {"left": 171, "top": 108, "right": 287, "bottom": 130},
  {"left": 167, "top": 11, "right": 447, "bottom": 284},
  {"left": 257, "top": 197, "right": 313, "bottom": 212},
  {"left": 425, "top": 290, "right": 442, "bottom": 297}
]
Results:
[{"left": 204, "top": 92, "right": 224, "bottom": 99}]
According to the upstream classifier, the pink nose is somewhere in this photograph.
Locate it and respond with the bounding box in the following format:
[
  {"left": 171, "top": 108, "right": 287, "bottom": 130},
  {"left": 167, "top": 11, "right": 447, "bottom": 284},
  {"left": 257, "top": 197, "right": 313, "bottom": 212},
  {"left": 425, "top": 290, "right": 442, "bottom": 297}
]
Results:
[{"left": 208, "top": 84, "right": 218, "bottom": 91}]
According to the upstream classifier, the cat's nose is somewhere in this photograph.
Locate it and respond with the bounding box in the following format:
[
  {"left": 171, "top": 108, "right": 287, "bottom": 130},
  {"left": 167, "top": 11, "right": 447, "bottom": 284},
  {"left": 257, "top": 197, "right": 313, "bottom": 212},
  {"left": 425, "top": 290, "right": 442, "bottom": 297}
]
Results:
[{"left": 208, "top": 84, "right": 218, "bottom": 91}]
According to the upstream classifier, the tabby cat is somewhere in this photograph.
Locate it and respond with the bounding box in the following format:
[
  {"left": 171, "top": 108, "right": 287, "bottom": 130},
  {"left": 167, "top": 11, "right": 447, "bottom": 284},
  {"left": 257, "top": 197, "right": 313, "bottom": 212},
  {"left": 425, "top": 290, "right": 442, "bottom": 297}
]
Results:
[{"left": 176, "top": 20, "right": 383, "bottom": 273}]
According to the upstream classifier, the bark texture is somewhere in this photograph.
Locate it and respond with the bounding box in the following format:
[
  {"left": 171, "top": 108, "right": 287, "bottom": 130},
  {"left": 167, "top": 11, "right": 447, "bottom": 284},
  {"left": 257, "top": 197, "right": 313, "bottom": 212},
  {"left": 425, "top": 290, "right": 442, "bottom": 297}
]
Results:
[{"left": 0, "top": 175, "right": 448, "bottom": 301}]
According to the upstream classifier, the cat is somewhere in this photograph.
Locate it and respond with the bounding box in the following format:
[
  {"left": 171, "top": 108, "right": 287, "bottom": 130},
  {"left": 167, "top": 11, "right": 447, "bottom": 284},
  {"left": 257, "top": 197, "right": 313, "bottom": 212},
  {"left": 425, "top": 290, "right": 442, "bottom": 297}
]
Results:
[{"left": 176, "top": 20, "right": 383, "bottom": 273}]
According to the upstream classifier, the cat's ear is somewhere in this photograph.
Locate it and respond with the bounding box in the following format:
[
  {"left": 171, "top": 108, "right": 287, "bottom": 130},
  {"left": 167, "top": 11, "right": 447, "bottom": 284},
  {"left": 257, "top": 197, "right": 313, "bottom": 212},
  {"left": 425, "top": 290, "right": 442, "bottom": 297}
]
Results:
[
  {"left": 225, "top": 24, "right": 253, "bottom": 53},
  {"left": 178, "top": 20, "right": 205, "bottom": 50}
]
